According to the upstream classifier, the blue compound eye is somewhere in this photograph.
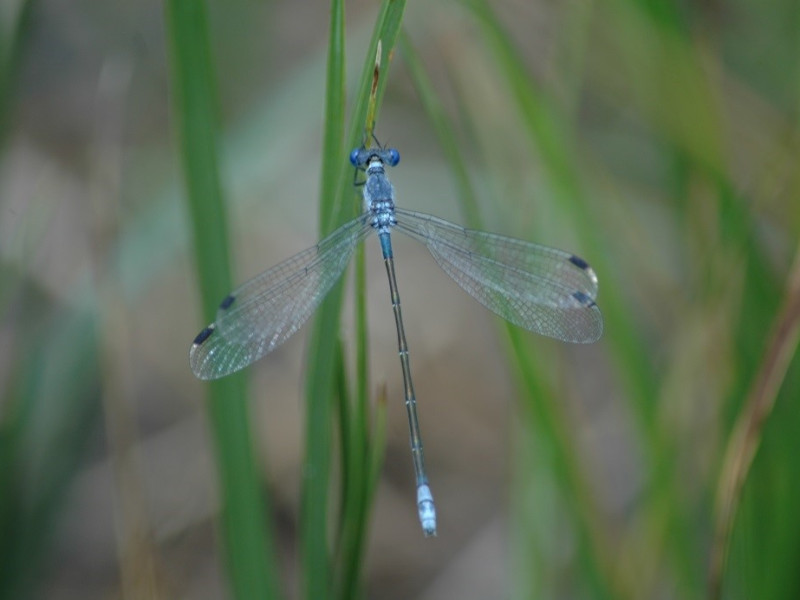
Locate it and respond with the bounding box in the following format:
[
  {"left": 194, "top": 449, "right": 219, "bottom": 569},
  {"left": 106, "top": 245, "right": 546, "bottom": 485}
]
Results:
[
  {"left": 387, "top": 148, "right": 400, "bottom": 166},
  {"left": 349, "top": 148, "right": 361, "bottom": 166}
]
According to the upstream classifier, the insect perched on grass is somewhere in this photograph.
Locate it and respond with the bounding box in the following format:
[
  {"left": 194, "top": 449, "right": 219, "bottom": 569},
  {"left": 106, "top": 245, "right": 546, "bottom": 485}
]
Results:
[{"left": 190, "top": 144, "right": 603, "bottom": 536}]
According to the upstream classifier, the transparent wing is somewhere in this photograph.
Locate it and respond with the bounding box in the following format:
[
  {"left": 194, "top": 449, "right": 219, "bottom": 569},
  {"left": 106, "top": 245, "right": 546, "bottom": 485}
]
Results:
[
  {"left": 394, "top": 208, "right": 603, "bottom": 343},
  {"left": 190, "top": 216, "right": 372, "bottom": 379}
]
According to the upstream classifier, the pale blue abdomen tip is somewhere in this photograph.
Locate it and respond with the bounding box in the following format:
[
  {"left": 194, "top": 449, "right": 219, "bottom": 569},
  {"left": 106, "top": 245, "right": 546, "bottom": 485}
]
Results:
[{"left": 417, "top": 484, "right": 437, "bottom": 537}]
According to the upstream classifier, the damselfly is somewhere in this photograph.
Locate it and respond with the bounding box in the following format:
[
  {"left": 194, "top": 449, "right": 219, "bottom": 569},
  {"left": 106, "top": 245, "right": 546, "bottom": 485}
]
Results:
[{"left": 189, "top": 145, "right": 603, "bottom": 537}]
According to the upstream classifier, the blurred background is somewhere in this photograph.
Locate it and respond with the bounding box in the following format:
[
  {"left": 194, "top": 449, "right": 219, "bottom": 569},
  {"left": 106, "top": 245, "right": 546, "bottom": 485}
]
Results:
[{"left": 2, "top": 0, "right": 800, "bottom": 598}]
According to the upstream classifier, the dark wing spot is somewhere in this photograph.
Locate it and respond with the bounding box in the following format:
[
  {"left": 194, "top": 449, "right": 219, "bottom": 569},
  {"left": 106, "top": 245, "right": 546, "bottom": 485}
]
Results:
[
  {"left": 193, "top": 325, "right": 215, "bottom": 345},
  {"left": 569, "top": 255, "right": 590, "bottom": 270},
  {"left": 219, "top": 294, "right": 236, "bottom": 310},
  {"left": 572, "top": 291, "right": 596, "bottom": 307}
]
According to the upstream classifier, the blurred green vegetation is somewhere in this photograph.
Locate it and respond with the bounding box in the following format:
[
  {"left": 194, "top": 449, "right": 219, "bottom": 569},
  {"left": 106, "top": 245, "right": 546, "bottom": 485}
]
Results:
[{"left": 0, "top": 0, "right": 799, "bottom": 598}]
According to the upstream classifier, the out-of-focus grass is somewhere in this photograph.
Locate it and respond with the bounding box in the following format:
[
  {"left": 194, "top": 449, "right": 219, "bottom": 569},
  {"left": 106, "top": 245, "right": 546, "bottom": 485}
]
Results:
[
  {"left": 0, "top": 299, "right": 100, "bottom": 600},
  {"left": 403, "top": 0, "right": 800, "bottom": 598},
  {"left": 1, "top": 0, "right": 799, "bottom": 598},
  {"left": 0, "top": 4, "right": 103, "bottom": 600},
  {"left": 0, "top": 0, "right": 34, "bottom": 146},
  {"left": 164, "top": 0, "right": 280, "bottom": 597}
]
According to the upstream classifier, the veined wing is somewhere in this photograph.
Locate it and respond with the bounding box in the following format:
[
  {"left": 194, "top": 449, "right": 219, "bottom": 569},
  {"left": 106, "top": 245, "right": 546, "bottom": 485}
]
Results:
[
  {"left": 190, "top": 216, "right": 372, "bottom": 379},
  {"left": 394, "top": 208, "right": 602, "bottom": 343}
]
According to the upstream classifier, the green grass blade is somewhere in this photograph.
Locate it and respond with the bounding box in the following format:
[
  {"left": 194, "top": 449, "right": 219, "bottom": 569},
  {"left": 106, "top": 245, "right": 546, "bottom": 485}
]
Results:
[
  {"left": 164, "top": 1, "right": 280, "bottom": 597},
  {"left": 318, "top": 0, "right": 347, "bottom": 231},
  {"left": 299, "top": 0, "right": 346, "bottom": 596},
  {"left": 398, "top": 31, "right": 481, "bottom": 229},
  {"left": 400, "top": 32, "right": 619, "bottom": 599},
  {"left": 461, "top": 0, "right": 660, "bottom": 415},
  {"left": 332, "top": 242, "right": 368, "bottom": 600},
  {"left": 342, "top": 0, "right": 407, "bottom": 157},
  {"left": 710, "top": 244, "right": 800, "bottom": 598},
  {"left": 0, "top": 304, "right": 100, "bottom": 600},
  {"left": 458, "top": 1, "right": 711, "bottom": 594},
  {"left": 301, "top": 1, "right": 407, "bottom": 597},
  {"left": 0, "top": 0, "right": 35, "bottom": 146},
  {"left": 334, "top": 10, "right": 407, "bottom": 596}
]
